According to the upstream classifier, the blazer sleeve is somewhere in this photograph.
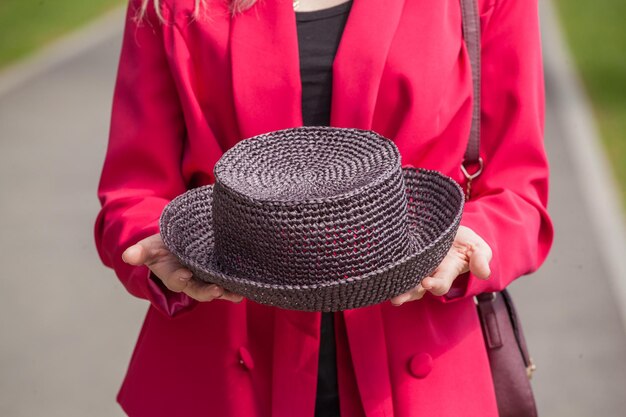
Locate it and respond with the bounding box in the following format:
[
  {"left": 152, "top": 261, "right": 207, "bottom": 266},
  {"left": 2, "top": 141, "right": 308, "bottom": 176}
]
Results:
[
  {"left": 441, "top": 0, "right": 554, "bottom": 301},
  {"left": 94, "top": 0, "right": 198, "bottom": 317}
]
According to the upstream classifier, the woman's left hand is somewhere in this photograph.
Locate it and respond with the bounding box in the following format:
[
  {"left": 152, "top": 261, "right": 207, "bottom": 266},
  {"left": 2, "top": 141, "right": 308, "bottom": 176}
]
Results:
[{"left": 390, "top": 225, "right": 492, "bottom": 305}]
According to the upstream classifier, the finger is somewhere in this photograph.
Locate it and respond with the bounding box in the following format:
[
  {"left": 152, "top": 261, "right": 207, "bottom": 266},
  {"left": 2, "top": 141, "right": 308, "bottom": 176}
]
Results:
[
  {"left": 122, "top": 244, "right": 148, "bottom": 266},
  {"left": 123, "top": 244, "right": 190, "bottom": 292},
  {"left": 420, "top": 276, "right": 451, "bottom": 296},
  {"left": 122, "top": 235, "right": 193, "bottom": 292},
  {"left": 458, "top": 227, "right": 492, "bottom": 280},
  {"left": 183, "top": 282, "right": 244, "bottom": 304},
  {"left": 217, "top": 290, "right": 245, "bottom": 304},
  {"left": 469, "top": 247, "right": 491, "bottom": 280},
  {"left": 122, "top": 234, "right": 165, "bottom": 266},
  {"left": 184, "top": 282, "right": 225, "bottom": 302},
  {"left": 159, "top": 267, "right": 193, "bottom": 293},
  {"left": 390, "top": 284, "right": 427, "bottom": 306},
  {"left": 421, "top": 264, "right": 460, "bottom": 297},
  {"left": 142, "top": 254, "right": 193, "bottom": 292}
]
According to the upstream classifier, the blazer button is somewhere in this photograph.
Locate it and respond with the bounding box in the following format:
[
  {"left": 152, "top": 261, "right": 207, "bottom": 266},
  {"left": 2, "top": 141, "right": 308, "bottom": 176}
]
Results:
[
  {"left": 408, "top": 353, "right": 433, "bottom": 379},
  {"left": 238, "top": 347, "right": 254, "bottom": 371}
]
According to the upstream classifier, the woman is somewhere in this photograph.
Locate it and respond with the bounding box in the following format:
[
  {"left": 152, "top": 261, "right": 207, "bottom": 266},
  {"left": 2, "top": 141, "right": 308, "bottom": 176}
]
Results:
[{"left": 94, "top": 0, "right": 553, "bottom": 415}]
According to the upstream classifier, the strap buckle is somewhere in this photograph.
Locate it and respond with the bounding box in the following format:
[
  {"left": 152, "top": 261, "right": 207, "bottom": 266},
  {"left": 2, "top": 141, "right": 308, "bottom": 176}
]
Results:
[
  {"left": 526, "top": 358, "right": 537, "bottom": 379},
  {"left": 461, "top": 157, "right": 484, "bottom": 200},
  {"left": 474, "top": 291, "right": 496, "bottom": 305}
]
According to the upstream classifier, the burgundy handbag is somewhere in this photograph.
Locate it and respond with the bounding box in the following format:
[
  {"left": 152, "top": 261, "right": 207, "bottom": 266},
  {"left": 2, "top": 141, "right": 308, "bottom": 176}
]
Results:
[
  {"left": 476, "top": 292, "right": 538, "bottom": 417},
  {"left": 459, "top": 0, "right": 539, "bottom": 415}
]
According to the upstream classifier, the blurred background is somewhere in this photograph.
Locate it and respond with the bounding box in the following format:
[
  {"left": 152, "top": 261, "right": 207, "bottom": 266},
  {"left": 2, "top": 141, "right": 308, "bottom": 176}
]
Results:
[{"left": 0, "top": 0, "right": 625, "bottom": 416}]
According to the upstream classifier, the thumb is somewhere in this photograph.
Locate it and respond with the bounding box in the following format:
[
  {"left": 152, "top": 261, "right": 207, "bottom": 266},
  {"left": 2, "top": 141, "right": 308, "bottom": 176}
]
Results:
[
  {"left": 468, "top": 246, "right": 491, "bottom": 280},
  {"left": 122, "top": 244, "right": 148, "bottom": 266}
]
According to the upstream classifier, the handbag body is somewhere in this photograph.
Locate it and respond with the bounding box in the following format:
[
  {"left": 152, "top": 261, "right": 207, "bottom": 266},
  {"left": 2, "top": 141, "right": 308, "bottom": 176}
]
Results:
[{"left": 476, "top": 291, "right": 538, "bottom": 417}]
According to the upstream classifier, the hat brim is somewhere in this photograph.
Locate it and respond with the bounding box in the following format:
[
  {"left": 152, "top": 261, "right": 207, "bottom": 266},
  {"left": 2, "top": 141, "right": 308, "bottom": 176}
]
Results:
[{"left": 160, "top": 167, "right": 463, "bottom": 311}]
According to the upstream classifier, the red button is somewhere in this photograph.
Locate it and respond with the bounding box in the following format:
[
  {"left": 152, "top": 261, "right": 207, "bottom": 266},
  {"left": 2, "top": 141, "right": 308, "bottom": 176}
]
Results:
[
  {"left": 408, "top": 353, "right": 433, "bottom": 378},
  {"left": 238, "top": 347, "right": 254, "bottom": 370}
]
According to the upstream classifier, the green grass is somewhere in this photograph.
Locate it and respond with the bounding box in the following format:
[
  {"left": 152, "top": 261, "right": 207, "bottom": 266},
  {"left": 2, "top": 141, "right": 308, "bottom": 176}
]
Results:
[
  {"left": 553, "top": 0, "right": 626, "bottom": 207},
  {"left": 0, "top": 0, "right": 124, "bottom": 68}
]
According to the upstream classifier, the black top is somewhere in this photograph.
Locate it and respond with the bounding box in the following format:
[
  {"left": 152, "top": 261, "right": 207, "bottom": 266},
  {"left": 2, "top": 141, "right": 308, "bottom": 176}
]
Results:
[
  {"left": 295, "top": 2, "right": 353, "bottom": 416},
  {"left": 296, "top": 1, "right": 353, "bottom": 126}
]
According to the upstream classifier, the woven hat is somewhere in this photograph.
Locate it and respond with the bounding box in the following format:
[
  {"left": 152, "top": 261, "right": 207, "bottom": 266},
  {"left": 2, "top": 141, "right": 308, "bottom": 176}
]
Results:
[{"left": 160, "top": 126, "right": 464, "bottom": 311}]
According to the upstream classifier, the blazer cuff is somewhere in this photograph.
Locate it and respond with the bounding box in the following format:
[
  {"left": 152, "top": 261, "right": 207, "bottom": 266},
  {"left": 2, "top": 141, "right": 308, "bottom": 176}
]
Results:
[
  {"left": 111, "top": 220, "right": 199, "bottom": 318},
  {"left": 146, "top": 269, "right": 199, "bottom": 317}
]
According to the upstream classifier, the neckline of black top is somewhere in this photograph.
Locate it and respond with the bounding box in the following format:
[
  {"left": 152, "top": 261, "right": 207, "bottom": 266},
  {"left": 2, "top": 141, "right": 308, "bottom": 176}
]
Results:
[{"left": 295, "top": 0, "right": 353, "bottom": 22}]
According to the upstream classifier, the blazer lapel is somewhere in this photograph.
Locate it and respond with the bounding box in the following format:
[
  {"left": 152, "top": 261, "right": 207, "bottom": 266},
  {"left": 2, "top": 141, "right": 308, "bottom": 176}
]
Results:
[
  {"left": 331, "top": 0, "right": 407, "bottom": 129},
  {"left": 230, "top": 0, "right": 407, "bottom": 136},
  {"left": 229, "top": 0, "right": 303, "bottom": 138}
]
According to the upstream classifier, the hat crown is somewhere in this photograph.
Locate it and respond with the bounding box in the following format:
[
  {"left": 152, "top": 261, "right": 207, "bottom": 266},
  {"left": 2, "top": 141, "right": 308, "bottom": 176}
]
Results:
[
  {"left": 211, "top": 127, "right": 415, "bottom": 286},
  {"left": 214, "top": 127, "right": 399, "bottom": 203}
]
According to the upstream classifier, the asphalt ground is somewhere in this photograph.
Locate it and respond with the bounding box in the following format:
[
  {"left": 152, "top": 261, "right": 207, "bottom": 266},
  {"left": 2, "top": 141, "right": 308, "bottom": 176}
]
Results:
[{"left": 1, "top": 4, "right": 625, "bottom": 416}]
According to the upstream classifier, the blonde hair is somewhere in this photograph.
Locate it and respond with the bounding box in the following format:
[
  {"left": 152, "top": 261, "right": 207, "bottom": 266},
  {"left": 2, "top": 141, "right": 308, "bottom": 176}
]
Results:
[{"left": 138, "top": 0, "right": 257, "bottom": 20}]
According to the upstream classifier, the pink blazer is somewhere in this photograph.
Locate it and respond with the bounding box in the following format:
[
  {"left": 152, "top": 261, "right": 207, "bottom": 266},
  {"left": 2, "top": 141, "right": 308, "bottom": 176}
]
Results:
[{"left": 95, "top": 0, "right": 553, "bottom": 415}]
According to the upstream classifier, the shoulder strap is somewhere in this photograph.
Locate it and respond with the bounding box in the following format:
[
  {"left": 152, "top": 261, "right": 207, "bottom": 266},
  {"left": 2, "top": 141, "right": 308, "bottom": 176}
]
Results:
[{"left": 460, "top": 0, "right": 483, "bottom": 198}]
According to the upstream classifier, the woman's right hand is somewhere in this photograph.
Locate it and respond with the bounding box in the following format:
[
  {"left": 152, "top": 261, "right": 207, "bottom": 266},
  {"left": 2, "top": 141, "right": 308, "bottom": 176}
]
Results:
[{"left": 122, "top": 233, "right": 244, "bottom": 303}]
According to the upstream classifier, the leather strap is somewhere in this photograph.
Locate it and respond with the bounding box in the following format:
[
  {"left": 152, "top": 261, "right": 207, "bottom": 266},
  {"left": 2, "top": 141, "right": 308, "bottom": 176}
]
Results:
[
  {"left": 460, "top": 0, "right": 481, "bottom": 166},
  {"left": 476, "top": 293, "right": 503, "bottom": 349},
  {"left": 465, "top": 4, "right": 539, "bottom": 414},
  {"left": 500, "top": 290, "right": 533, "bottom": 370}
]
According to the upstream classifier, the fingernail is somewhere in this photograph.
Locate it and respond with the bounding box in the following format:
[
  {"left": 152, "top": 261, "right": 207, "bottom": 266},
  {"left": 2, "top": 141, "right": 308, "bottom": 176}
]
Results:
[{"left": 211, "top": 287, "right": 224, "bottom": 298}]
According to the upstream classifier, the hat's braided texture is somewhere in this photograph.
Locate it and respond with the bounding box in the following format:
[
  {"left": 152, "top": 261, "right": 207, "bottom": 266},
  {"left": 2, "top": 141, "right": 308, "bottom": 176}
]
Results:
[{"left": 160, "top": 127, "right": 463, "bottom": 311}]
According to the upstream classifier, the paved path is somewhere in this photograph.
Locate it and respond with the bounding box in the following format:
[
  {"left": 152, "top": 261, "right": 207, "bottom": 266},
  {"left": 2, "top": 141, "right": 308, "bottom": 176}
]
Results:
[
  {"left": 0, "top": 15, "right": 143, "bottom": 417},
  {"left": 1, "top": 3, "right": 625, "bottom": 416}
]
